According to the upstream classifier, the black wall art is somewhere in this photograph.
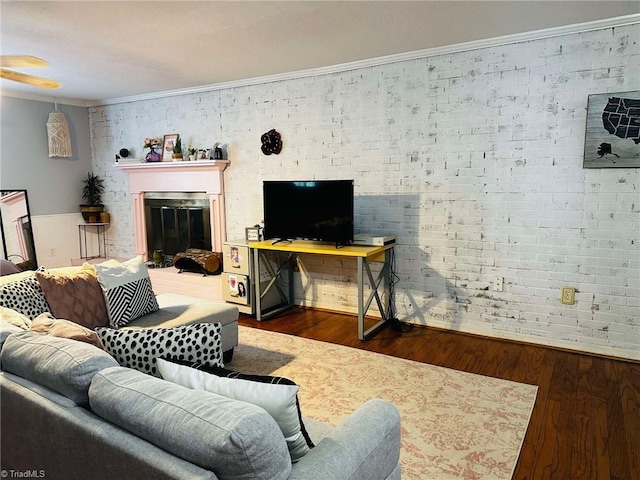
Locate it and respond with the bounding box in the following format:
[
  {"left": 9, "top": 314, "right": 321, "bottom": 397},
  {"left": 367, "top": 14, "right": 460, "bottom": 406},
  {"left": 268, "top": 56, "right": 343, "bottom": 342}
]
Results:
[
  {"left": 261, "top": 129, "right": 282, "bottom": 155},
  {"left": 583, "top": 91, "right": 639, "bottom": 168}
]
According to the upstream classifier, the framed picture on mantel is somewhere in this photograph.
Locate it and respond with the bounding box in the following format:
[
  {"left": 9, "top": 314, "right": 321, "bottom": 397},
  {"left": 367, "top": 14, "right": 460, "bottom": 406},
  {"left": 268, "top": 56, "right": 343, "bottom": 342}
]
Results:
[{"left": 162, "top": 134, "right": 179, "bottom": 161}]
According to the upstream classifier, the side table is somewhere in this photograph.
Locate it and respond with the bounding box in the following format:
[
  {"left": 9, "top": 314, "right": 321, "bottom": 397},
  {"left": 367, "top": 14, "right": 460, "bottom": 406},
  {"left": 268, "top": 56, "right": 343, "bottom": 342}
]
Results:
[{"left": 78, "top": 222, "right": 109, "bottom": 260}]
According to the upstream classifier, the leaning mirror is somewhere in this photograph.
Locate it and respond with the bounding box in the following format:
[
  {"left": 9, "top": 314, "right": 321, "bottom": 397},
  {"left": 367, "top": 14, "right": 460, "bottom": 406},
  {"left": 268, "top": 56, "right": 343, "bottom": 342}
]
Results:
[{"left": 0, "top": 190, "right": 38, "bottom": 273}]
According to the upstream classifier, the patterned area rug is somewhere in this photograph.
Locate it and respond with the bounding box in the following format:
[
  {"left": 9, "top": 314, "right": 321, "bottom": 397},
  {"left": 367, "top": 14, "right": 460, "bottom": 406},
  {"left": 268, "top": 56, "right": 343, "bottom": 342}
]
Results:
[{"left": 228, "top": 326, "right": 538, "bottom": 480}]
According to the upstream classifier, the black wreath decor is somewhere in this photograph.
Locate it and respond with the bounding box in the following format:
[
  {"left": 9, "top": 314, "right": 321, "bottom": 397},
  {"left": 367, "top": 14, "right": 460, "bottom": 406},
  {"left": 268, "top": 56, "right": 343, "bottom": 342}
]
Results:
[{"left": 261, "top": 129, "right": 283, "bottom": 155}]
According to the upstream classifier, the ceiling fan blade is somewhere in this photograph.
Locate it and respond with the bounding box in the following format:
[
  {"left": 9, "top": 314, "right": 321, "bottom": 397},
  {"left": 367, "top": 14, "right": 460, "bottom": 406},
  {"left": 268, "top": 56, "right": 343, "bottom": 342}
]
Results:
[
  {"left": 0, "top": 69, "right": 60, "bottom": 89},
  {"left": 0, "top": 55, "right": 49, "bottom": 68}
]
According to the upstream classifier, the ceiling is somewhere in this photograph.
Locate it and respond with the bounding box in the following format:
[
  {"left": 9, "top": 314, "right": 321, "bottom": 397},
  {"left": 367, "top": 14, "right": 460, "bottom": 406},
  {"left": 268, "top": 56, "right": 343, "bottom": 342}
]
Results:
[{"left": 1, "top": 1, "right": 638, "bottom": 105}]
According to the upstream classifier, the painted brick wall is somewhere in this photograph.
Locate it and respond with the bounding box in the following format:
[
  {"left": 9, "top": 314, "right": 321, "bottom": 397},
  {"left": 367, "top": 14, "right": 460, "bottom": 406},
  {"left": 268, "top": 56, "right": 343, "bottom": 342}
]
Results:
[{"left": 89, "top": 25, "right": 639, "bottom": 359}]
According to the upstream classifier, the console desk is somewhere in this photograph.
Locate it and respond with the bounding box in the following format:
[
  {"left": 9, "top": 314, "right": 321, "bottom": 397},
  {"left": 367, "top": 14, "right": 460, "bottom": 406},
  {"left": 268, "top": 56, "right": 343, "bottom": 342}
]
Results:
[{"left": 249, "top": 239, "right": 395, "bottom": 340}]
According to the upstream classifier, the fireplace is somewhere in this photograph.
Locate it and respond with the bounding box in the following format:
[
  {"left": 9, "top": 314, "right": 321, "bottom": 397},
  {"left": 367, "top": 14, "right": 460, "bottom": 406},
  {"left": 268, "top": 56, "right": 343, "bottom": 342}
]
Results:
[
  {"left": 144, "top": 192, "right": 211, "bottom": 258},
  {"left": 117, "top": 160, "right": 229, "bottom": 260}
]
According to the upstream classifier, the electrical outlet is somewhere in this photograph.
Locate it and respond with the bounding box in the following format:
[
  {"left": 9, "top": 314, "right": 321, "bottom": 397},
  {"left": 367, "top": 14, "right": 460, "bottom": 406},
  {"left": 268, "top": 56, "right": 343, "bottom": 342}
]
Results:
[
  {"left": 493, "top": 276, "right": 503, "bottom": 292},
  {"left": 561, "top": 286, "right": 575, "bottom": 305},
  {"left": 48, "top": 248, "right": 55, "bottom": 257}
]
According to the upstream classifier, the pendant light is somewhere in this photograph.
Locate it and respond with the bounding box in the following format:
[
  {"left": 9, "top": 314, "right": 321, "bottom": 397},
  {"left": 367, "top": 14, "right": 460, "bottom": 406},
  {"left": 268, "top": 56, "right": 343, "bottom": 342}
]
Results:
[{"left": 46, "top": 100, "right": 72, "bottom": 157}]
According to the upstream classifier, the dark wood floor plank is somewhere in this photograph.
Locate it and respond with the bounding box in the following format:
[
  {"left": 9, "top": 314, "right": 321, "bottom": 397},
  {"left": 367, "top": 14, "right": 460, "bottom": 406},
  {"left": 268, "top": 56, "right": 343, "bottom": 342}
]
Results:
[
  {"left": 511, "top": 347, "right": 554, "bottom": 480},
  {"left": 605, "top": 360, "right": 632, "bottom": 480},
  {"left": 237, "top": 308, "right": 640, "bottom": 480},
  {"left": 571, "top": 356, "right": 597, "bottom": 480},
  {"left": 619, "top": 362, "right": 640, "bottom": 480}
]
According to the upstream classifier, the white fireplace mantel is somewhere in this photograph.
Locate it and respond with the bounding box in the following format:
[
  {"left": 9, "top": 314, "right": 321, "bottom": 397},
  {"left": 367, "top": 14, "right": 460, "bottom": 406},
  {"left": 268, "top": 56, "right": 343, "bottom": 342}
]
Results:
[{"left": 115, "top": 160, "right": 229, "bottom": 258}]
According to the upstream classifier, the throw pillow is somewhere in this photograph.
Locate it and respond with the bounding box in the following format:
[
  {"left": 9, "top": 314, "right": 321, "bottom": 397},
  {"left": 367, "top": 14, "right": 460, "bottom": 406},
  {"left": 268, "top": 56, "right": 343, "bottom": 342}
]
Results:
[
  {"left": 0, "top": 306, "right": 32, "bottom": 329},
  {"left": 157, "top": 358, "right": 314, "bottom": 462},
  {"left": 0, "top": 267, "right": 50, "bottom": 319},
  {"left": 95, "top": 323, "right": 223, "bottom": 377},
  {"left": 30, "top": 312, "right": 105, "bottom": 350},
  {"left": 94, "top": 256, "right": 158, "bottom": 327},
  {"left": 35, "top": 263, "right": 109, "bottom": 329}
]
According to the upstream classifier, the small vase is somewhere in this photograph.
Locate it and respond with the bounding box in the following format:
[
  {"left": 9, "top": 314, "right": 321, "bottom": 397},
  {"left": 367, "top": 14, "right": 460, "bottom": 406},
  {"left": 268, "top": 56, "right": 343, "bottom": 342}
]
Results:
[
  {"left": 145, "top": 146, "right": 162, "bottom": 162},
  {"left": 152, "top": 250, "right": 163, "bottom": 267}
]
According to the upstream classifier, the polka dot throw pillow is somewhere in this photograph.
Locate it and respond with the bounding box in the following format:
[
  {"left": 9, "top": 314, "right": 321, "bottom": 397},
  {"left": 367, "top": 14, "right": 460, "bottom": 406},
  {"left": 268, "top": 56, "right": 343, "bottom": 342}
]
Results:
[
  {"left": 0, "top": 268, "right": 50, "bottom": 320},
  {"left": 95, "top": 323, "right": 223, "bottom": 377}
]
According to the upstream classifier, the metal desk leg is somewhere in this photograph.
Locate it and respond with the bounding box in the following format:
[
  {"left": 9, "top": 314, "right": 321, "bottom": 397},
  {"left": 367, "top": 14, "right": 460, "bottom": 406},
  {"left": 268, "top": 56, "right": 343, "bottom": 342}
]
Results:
[
  {"left": 253, "top": 249, "right": 295, "bottom": 321},
  {"left": 358, "top": 257, "right": 364, "bottom": 340},
  {"left": 253, "top": 248, "right": 263, "bottom": 321},
  {"left": 358, "top": 252, "right": 393, "bottom": 341}
]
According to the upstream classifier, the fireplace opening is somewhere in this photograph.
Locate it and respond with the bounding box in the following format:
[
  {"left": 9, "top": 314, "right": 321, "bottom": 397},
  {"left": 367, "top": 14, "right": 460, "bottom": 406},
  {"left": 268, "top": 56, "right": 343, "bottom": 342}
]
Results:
[{"left": 144, "top": 192, "right": 211, "bottom": 259}]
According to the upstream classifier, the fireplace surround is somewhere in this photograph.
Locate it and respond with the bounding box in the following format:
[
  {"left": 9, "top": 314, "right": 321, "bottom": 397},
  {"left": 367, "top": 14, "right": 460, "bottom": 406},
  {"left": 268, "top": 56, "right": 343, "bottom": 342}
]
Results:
[{"left": 117, "top": 160, "right": 229, "bottom": 260}]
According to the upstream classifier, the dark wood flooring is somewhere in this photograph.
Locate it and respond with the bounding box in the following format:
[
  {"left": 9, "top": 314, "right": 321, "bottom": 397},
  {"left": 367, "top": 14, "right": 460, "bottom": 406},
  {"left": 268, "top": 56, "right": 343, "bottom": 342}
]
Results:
[{"left": 238, "top": 308, "right": 640, "bottom": 480}]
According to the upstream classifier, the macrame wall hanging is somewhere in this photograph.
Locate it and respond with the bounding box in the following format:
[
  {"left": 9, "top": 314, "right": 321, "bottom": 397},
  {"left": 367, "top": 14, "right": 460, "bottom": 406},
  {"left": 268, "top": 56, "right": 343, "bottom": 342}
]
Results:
[{"left": 46, "top": 101, "right": 72, "bottom": 157}]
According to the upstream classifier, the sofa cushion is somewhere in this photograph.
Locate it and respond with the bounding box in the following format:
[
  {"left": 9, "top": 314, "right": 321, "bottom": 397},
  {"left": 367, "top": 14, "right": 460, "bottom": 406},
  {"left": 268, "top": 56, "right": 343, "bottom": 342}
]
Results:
[
  {"left": 0, "top": 268, "right": 50, "bottom": 319},
  {"left": 0, "top": 331, "right": 117, "bottom": 405},
  {"left": 95, "top": 323, "right": 223, "bottom": 377},
  {"left": 90, "top": 366, "right": 292, "bottom": 480},
  {"left": 158, "top": 358, "right": 314, "bottom": 462},
  {"left": 0, "top": 306, "right": 32, "bottom": 329},
  {"left": 35, "top": 263, "right": 109, "bottom": 329},
  {"left": 94, "top": 256, "right": 159, "bottom": 328},
  {"left": 30, "top": 312, "right": 105, "bottom": 349},
  {"left": 0, "top": 319, "right": 24, "bottom": 352}
]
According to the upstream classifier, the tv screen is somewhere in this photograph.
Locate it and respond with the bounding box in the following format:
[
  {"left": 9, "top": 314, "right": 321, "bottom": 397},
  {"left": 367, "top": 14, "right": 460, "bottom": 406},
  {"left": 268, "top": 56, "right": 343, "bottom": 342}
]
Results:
[{"left": 263, "top": 180, "right": 354, "bottom": 245}]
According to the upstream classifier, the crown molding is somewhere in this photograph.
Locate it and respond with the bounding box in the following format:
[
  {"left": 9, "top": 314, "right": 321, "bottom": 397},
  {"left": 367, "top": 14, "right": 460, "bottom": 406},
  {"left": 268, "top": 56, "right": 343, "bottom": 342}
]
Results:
[
  {"left": 8, "top": 13, "right": 640, "bottom": 108},
  {"left": 0, "top": 89, "right": 91, "bottom": 107},
  {"left": 93, "top": 13, "right": 639, "bottom": 107}
]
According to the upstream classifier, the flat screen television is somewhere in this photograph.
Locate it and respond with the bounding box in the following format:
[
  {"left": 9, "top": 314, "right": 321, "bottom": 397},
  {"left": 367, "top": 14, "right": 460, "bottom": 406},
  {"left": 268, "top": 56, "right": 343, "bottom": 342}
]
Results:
[{"left": 263, "top": 180, "right": 354, "bottom": 246}]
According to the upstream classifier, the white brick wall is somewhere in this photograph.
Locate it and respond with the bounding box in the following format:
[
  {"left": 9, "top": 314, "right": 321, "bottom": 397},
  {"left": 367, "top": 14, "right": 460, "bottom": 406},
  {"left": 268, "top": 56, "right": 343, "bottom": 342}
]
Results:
[{"left": 89, "top": 24, "right": 639, "bottom": 359}]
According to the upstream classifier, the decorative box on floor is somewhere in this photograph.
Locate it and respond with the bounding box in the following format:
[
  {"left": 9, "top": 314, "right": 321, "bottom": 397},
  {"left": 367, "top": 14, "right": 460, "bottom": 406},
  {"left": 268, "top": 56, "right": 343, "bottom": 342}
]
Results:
[{"left": 173, "top": 248, "right": 222, "bottom": 276}]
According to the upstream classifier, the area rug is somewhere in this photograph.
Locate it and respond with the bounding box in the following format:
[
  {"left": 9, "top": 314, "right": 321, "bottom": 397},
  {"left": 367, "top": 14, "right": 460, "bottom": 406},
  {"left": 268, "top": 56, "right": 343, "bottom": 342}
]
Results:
[{"left": 228, "top": 326, "right": 538, "bottom": 480}]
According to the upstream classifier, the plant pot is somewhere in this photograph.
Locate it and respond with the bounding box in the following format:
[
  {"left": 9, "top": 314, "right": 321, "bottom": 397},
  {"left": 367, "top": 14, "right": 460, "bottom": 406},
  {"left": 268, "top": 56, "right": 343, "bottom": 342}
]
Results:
[
  {"left": 172, "top": 153, "right": 183, "bottom": 161},
  {"left": 80, "top": 204, "right": 104, "bottom": 222}
]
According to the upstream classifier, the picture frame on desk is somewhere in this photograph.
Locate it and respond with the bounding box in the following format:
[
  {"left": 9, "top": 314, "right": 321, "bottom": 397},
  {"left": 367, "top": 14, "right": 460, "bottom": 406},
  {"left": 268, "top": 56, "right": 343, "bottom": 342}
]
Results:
[{"left": 245, "top": 227, "right": 261, "bottom": 242}]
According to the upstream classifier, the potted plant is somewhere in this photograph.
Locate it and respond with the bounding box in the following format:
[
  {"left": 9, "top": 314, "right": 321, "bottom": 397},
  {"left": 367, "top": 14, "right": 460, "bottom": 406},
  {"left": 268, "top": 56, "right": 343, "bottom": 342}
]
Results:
[
  {"left": 80, "top": 172, "right": 105, "bottom": 222},
  {"left": 188, "top": 148, "right": 197, "bottom": 162},
  {"left": 172, "top": 136, "right": 183, "bottom": 160}
]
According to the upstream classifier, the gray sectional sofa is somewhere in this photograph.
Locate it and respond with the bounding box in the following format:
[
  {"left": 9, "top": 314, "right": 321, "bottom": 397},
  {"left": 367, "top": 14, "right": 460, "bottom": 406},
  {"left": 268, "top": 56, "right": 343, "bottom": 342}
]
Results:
[
  {"left": 0, "top": 263, "right": 402, "bottom": 479},
  {"left": 0, "top": 327, "right": 402, "bottom": 479}
]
